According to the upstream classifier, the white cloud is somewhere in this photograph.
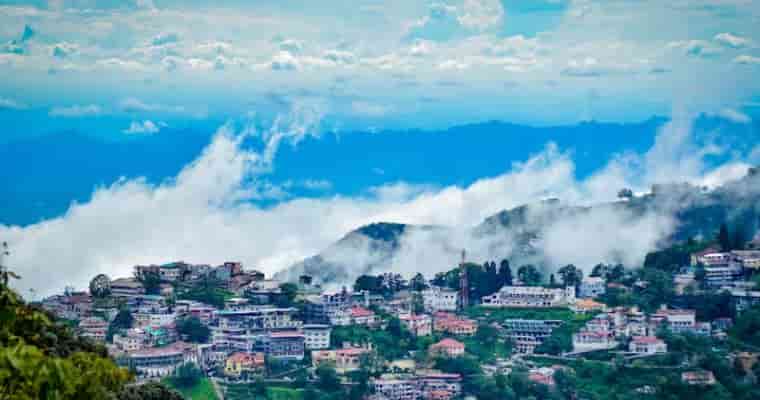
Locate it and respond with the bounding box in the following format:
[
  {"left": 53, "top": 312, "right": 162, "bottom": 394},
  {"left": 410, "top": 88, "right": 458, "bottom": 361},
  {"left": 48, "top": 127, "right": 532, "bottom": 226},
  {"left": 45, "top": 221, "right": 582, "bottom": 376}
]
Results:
[
  {"left": 457, "top": 0, "right": 504, "bottom": 31},
  {"left": 716, "top": 107, "right": 751, "bottom": 123},
  {"left": 351, "top": 101, "right": 391, "bottom": 117},
  {"left": 0, "top": 97, "right": 27, "bottom": 110},
  {"left": 51, "top": 42, "right": 78, "bottom": 58},
  {"left": 151, "top": 32, "right": 179, "bottom": 46},
  {"left": 714, "top": 32, "right": 749, "bottom": 48},
  {"left": 4, "top": 106, "right": 756, "bottom": 297},
  {"left": 123, "top": 120, "right": 161, "bottom": 134},
  {"left": 48, "top": 104, "right": 102, "bottom": 117},
  {"left": 733, "top": 55, "right": 760, "bottom": 65}
]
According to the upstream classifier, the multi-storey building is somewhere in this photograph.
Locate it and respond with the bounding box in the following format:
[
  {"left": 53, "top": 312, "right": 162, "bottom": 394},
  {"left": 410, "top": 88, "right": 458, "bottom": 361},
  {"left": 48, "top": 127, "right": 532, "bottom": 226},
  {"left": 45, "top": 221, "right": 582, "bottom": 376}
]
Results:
[
  {"left": 265, "top": 331, "right": 305, "bottom": 361},
  {"left": 110, "top": 278, "right": 145, "bottom": 299},
  {"left": 371, "top": 373, "right": 462, "bottom": 400},
  {"left": 113, "top": 328, "right": 148, "bottom": 352},
  {"left": 78, "top": 316, "right": 108, "bottom": 342},
  {"left": 372, "top": 377, "right": 419, "bottom": 400},
  {"left": 629, "top": 336, "right": 667, "bottom": 354},
  {"left": 304, "top": 290, "right": 352, "bottom": 324},
  {"left": 399, "top": 314, "right": 432, "bottom": 336},
  {"left": 481, "top": 286, "right": 576, "bottom": 308},
  {"left": 730, "top": 289, "right": 760, "bottom": 313},
  {"left": 429, "top": 339, "right": 465, "bottom": 358},
  {"left": 578, "top": 277, "right": 606, "bottom": 298},
  {"left": 122, "top": 341, "right": 197, "bottom": 378},
  {"left": 312, "top": 346, "right": 372, "bottom": 373},
  {"left": 422, "top": 287, "right": 459, "bottom": 312},
  {"left": 303, "top": 324, "right": 331, "bottom": 350},
  {"left": 502, "top": 319, "right": 563, "bottom": 354},
  {"left": 212, "top": 306, "right": 302, "bottom": 352},
  {"left": 432, "top": 313, "right": 476, "bottom": 336}
]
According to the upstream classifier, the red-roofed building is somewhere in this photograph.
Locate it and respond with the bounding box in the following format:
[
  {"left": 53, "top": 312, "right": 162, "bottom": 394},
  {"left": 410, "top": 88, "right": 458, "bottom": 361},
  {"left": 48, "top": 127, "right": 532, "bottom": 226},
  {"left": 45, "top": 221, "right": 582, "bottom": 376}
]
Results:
[
  {"left": 225, "top": 352, "right": 265, "bottom": 377},
  {"left": 429, "top": 339, "right": 465, "bottom": 358},
  {"left": 432, "top": 313, "right": 476, "bottom": 336},
  {"left": 349, "top": 306, "right": 378, "bottom": 327},
  {"left": 312, "top": 345, "right": 372, "bottom": 373},
  {"left": 681, "top": 370, "right": 716, "bottom": 385}
]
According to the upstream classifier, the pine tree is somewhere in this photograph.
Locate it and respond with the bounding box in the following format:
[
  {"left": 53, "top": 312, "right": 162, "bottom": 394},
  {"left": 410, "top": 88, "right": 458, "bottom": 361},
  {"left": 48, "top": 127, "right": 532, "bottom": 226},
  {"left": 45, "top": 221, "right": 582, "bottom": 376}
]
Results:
[{"left": 718, "top": 223, "right": 731, "bottom": 251}]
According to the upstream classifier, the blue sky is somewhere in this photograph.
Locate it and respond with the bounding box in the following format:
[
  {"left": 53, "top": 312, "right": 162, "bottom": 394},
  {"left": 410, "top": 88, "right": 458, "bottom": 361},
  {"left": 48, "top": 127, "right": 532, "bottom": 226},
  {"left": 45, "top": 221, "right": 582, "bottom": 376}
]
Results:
[{"left": 2, "top": 0, "right": 760, "bottom": 296}]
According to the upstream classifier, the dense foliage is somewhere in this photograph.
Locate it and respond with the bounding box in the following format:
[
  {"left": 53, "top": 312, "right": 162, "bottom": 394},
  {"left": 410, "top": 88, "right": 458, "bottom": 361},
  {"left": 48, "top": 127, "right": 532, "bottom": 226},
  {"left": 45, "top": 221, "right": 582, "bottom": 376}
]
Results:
[{"left": 176, "top": 315, "right": 211, "bottom": 343}]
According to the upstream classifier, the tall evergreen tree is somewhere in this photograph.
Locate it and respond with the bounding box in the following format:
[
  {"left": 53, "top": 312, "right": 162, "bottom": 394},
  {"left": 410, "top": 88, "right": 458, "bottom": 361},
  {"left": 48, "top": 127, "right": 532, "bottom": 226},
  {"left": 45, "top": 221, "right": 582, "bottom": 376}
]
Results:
[
  {"left": 498, "top": 259, "right": 513, "bottom": 287},
  {"left": 718, "top": 223, "right": 731, "bottom": 251}
]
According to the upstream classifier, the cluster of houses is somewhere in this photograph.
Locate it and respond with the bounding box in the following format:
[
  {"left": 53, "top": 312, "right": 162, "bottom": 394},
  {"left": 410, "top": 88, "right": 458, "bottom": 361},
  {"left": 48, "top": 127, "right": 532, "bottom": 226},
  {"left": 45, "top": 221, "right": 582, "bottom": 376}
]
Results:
[{"left": 38, "top": 234, "right": 760, "bottom": 396}]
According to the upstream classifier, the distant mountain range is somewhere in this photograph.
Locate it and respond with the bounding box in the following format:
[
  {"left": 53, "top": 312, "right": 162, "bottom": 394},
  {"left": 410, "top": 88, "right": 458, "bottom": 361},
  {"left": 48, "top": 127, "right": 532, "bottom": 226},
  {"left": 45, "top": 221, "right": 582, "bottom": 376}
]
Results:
[{"left": 275, "top": 167, "right": 760, "bottom": 285}]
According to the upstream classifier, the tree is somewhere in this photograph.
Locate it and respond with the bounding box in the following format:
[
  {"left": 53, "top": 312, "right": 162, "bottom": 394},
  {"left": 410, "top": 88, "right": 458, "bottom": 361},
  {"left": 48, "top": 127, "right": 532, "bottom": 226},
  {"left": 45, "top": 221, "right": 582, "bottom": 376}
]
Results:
[
  {"left": 617, "top": 188, "right": 634, "bottom": 199},
  {"left": 498, "top": 259, "right": 513, "bottom": 287},
  {"left": 89, "top": 274, "right": 112, "bottom": 298},
  {"left": 553, "top": 369, "right": 578, "bottom": 400},
  {"left": 354, "top": 275, "right": 382, "bottom": 294},
  {"left": 517, "top": 265, "right": 542, "bottom": 286},
  {"left": 138, "top": 270, "right": 161, "bottom": 295},
  {"left": 315, "top": 363, "right": 342, "bottom": 393},
  {"left": 175, "top": 316, "right": 210, "bottom": 343},
  {"left": 173, "top": 362, "right": 202, "bottom": 388},
  {"left": 557, "top": 264, "right": 583, "bottom": 288},
  {"left": 276, "top": 282, "right": 299, "bottom": 307},
  {"left": 549, "top": 274, "right": 557, "bottom": 287},
  {"left": 410, "top": 273, "right": 428, "bottom": 291},
  {"left": 719, "top": 223, "right": 731, "bottom": 252},
  {"left": 107, "top": 307, "right": 134, "bottom": 341}
]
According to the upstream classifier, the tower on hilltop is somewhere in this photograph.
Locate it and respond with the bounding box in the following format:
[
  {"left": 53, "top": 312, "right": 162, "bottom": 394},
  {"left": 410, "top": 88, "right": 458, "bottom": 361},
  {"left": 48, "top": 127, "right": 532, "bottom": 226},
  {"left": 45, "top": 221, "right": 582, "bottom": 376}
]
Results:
[{"left": 459, "top": 249, "right": 468, "bottom": 310}]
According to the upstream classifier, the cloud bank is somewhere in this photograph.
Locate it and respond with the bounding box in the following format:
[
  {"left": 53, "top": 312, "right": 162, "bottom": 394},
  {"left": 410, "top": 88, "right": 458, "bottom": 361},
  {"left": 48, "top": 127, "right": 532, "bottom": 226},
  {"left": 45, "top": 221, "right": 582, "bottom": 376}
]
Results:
[{"left": 1, "top": 107, "right": 755, "bottom": 298}]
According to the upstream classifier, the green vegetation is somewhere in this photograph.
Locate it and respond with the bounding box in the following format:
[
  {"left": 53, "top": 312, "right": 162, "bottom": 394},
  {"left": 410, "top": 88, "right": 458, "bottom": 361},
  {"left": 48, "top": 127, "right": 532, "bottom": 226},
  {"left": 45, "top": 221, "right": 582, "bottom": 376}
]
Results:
[
  {"left": 331, "top": 320, "right": 430, "bottom": 361},
  {"left": 643, "top": 238, "right": 713, "bottom": 273},
  {"left": 163, "top": 376, "right": 218, "bottom": 400},
  {"left": 176, "top": 316, "right": 211, "bottom": 343},
  {"left": 177, "top": 276, "right": 234, "bottom": 308},
  {"left": 0, "top": 270, "right": 134, "bottom": 399},
  {"left": 465, "top": 306, "right": 583, "bottom": 323}
]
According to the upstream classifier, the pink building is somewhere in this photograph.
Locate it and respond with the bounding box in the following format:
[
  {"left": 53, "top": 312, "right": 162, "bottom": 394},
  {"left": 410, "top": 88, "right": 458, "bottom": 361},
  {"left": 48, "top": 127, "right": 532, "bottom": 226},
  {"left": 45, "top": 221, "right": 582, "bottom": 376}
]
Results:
[{"left": 429, "top": 339, "right": 465, "bottom": 357}]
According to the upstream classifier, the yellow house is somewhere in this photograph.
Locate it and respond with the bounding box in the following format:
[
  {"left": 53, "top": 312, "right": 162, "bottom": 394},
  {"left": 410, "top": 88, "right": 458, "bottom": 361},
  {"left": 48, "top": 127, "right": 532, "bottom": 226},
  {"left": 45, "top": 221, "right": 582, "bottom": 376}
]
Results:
[{"left": 225, "top": 352, "right": 265, "bottom": 377}]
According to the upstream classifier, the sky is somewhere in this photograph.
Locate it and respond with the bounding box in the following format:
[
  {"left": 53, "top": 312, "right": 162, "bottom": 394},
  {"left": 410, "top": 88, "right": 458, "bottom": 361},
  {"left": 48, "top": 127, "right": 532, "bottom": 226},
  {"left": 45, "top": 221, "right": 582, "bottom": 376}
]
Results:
[{"left": 1, "top": 0, "right": 760, "bottom": 297}]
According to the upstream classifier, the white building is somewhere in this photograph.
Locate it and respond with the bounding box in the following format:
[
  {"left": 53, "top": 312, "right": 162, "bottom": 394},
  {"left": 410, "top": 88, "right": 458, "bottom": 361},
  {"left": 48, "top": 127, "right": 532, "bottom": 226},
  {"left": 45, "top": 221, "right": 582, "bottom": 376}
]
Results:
[
  {"left": 481, "top": 286, "right": 576, "bottom": 308},
  {"left": 578, "top": 277, "right": 606, "bottom": 298},
  {"left": 422, "top": 287, "right": 459, "bottom": 312},
  {"left": 399, "top": 314, "right": 433, "bottom": 336},
  {"left": 113, "top": 328, "right": 147, "bottom": 352},
  {"left": 303, "top": 324, "right": 331, "bottom": 350},
  {"left": 629, "top": 336, "right": 667, "bottom": 355}
]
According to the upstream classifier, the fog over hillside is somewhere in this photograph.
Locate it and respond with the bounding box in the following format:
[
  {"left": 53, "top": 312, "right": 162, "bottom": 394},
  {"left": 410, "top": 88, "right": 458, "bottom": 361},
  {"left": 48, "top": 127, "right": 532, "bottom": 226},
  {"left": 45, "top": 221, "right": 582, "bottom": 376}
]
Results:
[{"left": 3, "top": 106, "right": 759, "bottom": 297}]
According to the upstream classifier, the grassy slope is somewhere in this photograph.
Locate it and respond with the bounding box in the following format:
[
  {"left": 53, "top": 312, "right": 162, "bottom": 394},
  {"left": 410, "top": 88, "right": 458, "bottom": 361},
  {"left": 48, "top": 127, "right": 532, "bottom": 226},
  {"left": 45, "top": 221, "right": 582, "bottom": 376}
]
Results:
[{"left": 163, "top": 377, "right": 219, "bottom": 400}]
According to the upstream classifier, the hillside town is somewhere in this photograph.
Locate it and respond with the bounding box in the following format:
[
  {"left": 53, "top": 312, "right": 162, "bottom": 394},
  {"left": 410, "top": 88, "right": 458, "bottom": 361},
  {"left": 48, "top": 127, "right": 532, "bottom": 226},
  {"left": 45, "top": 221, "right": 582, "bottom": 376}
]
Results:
[{"left": 34, "top": 228, "right": 760, "bottom": 400}]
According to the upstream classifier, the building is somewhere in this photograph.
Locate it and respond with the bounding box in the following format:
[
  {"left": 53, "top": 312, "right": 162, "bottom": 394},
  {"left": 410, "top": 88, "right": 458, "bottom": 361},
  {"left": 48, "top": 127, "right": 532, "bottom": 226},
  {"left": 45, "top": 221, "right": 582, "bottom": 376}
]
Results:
[
  {"left": 528, "top": 367, "right": 558, "bottom": 387},
  {"left": 418, "top": 372, "right": 462, "bottom": 400},
  {"left": 703, "top": 264, "right": 744, "bottom": 287},
  {"left": 732, "top": 250, "right": 760, "bottom": 269},
  {"left": 312, "top": 346, "right": 372, "bottom": 373},
  {"left": 429, "top": 339, "right": 465, "bottom": 358},
  {"left": 225, "top": 352, "right": 265, "bottom": 378},
  {"left": 110, "top": 278, "right": 145, "bottom": 299},
  {"left": 422, "top": 286, "right": 459, "bottom": 313},
  {"left": 175, "top": 300, "right": 216, "bottom": 324},
  {"left": 78, "top": 316, "right": 108, "bottom": 342},
  {"left": 399, "top": 314, "right": 432, "bottom": 337},
  {"left": 123, "top": 342, "right": 197, "bottom": 377},
  {"left": 651, "top": 307, "right": 697, "bottom": 334},
  {"left": 730, "top": 289, "right": 760, "bottom": 313},
  {"left": 304, "top": 290, "right": 352, "bottom": 324},
  {"left": 371, "top": 372, "right": 462, "bottom": 400},
  {"left": 133, "top": 311, "right": 176, "bottom": 328},
  {"left": 502, "top": 319, "right": 563, "bottom": 354},
  {"left": 372, "top": 377, "right": 419, "bottom": 400},
  {"left": 573, "top": 331, "right": 616, "bottom": 352},
  {"left": 578, "top": 277, "right": 606, "bottom": 298},
  {"left": 432, "top": 313, "right": 476, "bottom": 336},
  {"left": 265, "top": 331, "right": 305, "bottom": 361},
  {"left": 113, "top": 328, "right": 147, "bottom": 352},
  {"left": 628, "top": 336, "right": 667, "bottom": 355},
  {"left": 571, "top": 299, "right": 607, "bottom": 314},
  {"left": 681, "top": 370, "right": 716, "bottom": 385},
  {"left": 349, "top": 306, "right": 378, "bottom": 327},
  {"left": 303, "top": 324, "right": 331, "bottom": 350},
  {"left": 481, "top": 286, "right": 576, "bottom": 308}
]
